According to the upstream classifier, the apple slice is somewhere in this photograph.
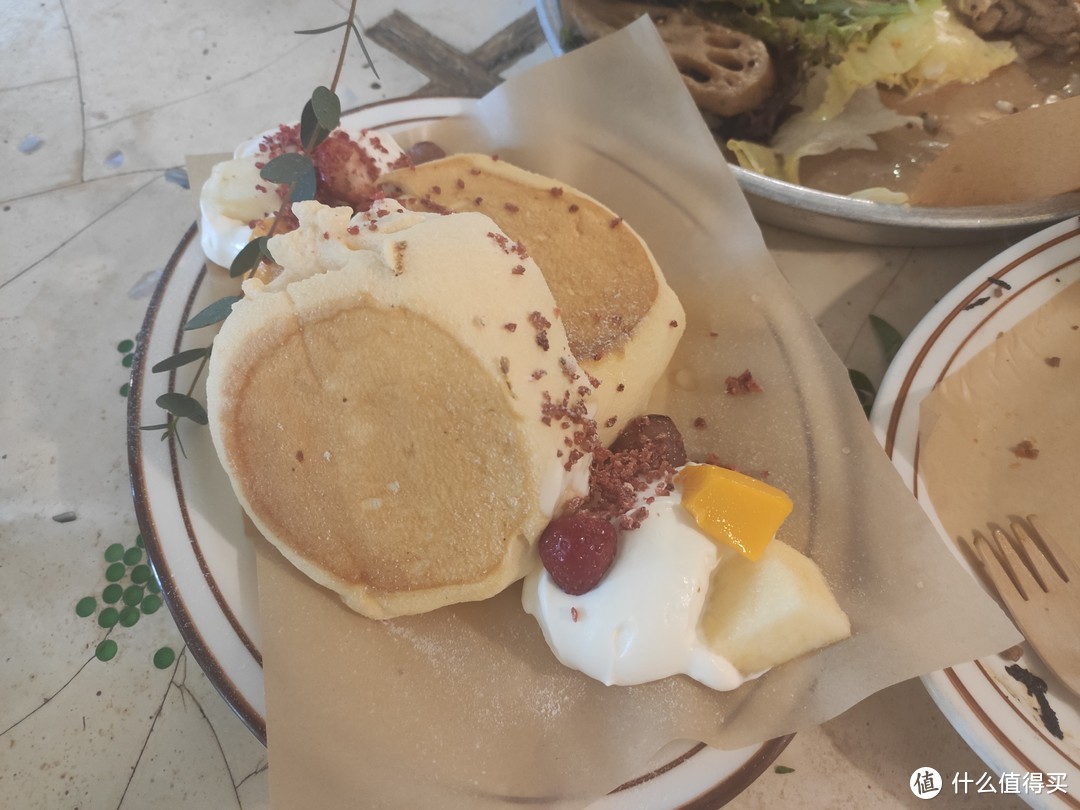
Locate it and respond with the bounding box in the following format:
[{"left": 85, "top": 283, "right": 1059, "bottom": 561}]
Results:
[{"left": 699, "top": 539, "right": 850, "bottom": 675}]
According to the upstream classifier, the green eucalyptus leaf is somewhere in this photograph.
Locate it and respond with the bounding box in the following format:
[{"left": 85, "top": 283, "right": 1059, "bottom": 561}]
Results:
[
  {"left": 187, "top": 295, "right": 243, "bottom": 330},
  {"left": 261, "top": 153, "right": 317, "bottom": 202},
  {"left": 300, "top": 100, "right": 323, "bottom": 153},
  {"left": 185, "top": 295, "right": 241, "bottom": 330},
  {"left": 869, "top": 314, "right": 904, "bottom": 363},
  {"left": 151, "top": 347, "right": 209, "bottom": 373},
  {"left": 848, "top": 368, "right": 876, "bottom": 417},
  {"left": 310, "top": 86, "right": 340, "bottom": 133},
  {"left": 229, "top": 236, "right": 274, "bottom": 278},
  {"left": 261, "top": 152, "right": 314, "bottom": 184},
  {"left": 349, "top": 22, "right": 380, "bottom": 81},
  {"left": 156, "top": 393, "right": 209, "bottom": 425},
  {"left": 291, "top": 164, "right": 317, "bottom": 202},
  {"left": 230, "top": 237, "right": 262, "bottom": 278}
]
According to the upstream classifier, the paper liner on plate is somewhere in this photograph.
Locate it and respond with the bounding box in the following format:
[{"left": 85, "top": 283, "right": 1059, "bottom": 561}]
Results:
[
  {"left": 234, "top": 18, "right": 1020, "bottom": 808},
  {"left": 909, "top": 96, "right": 1080, "bottom": 207},
  {"left": 919, "top": 278, "right": 1080, "bottom": 560}
]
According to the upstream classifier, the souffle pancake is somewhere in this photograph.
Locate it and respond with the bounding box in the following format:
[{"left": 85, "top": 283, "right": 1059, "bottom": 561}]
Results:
[
  {"left": 379, "top": 153, "right": 685, "bottom": 443},
  {"left": 207, "top": 158, "right": 685, "bottom": 620},
  {"left": 207, "top": 200, "right": 601, "bottom": 619}
]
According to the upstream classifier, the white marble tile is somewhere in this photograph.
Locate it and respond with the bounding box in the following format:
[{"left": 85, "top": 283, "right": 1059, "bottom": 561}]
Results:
[
  {"left": 1, "top": 173, "right": 163, "bottom": 289},
  {"left": 1, "top": 0, "right": 76, "bottom": 88}
]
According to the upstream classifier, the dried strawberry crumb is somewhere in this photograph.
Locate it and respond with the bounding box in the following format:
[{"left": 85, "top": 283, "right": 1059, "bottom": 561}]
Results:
[
  {"left": 670, "top": 320, "right": 678, "bottom": 327},
  {"left": 610, "top": 217, "right": 623, "bottom": 228},
  {"left": 550, "top": 187, "right": 564, "bottom": 197},
  {"left": 725, "top": 369, "right": 763, "bottom": 395},
  {"left": 569, "top": 204, "right": 579, "bottom": 213},
  {"left": 512, "top": 265, "right": 526, "bottom": 275},
  {"left": 347, "top": 225, "right": 360, "bottom": 235},
  {"left": 616, "top": 383, "right": 625, "bottom": 392},
  {"left": 456, "top": 178, "right": 465, "bottom": 189},
  {"left": 532, "top": 369, "right": 547, "bottom": 380},
  {"left": 570, "top": 606, "right": 579, "bottom": 621},
  {"left": 470, "top": 168, "right": 481, "bottom": 175},
  {"left": 431, "top": 185, "right": 441, "bottom": 195},
  {"left": 605, "top": 416, "right": 618, "bottom": 428},
  {"left": 505, "top": 202, "right": 520, "bottom": 213},
  {"left": 504, "top": 323, "right": 517, "bottom": 332},
  {"left": 693, "top": 417, "right": 707, "bottom": 429},
  {"left": 529, "top": 311, "right": 552, "bottom": 351}
]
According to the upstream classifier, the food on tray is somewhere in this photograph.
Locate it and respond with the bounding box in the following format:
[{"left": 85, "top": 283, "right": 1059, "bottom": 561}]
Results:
[
  {"left": 378, "top": 153, "right": 685, "bottom": 443},
  {"left": 201, "top": 138, "right": 849, "bottom": 683},
  {"left": 559, "top": 0, "right": 1080, "bottom": 201},
  {"left": 524, "top": 415, "right": 850, "bottom": 687},
  {"left": 563, "top": 0, "right": 777, "bottom": 117},
  {"left": 198, "top": 124, "right": 409, "bottom": 267},
  {"left": 206, "top": 199, "right": 597, "bottom": 619}
]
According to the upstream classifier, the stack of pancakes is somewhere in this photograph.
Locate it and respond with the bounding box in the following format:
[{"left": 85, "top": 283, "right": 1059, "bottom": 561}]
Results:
[{"left": 206, "top": 155, "right": 685, "bottom": 618}]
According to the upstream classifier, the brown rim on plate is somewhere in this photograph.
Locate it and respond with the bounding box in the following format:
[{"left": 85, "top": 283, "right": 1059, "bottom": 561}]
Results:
[
  {"left": 877, "top": 216, "right": 1080, "bottom": 804},
  {"left": 127, "top": 222, "right": 267, "bottom": 743},
  {"left": 126, "top": 97, "right": 792, "bottom": 807}
]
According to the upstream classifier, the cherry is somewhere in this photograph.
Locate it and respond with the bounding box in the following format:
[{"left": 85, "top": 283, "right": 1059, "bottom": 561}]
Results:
[
  {"left": 609, "top": 414, "right": 687, "bottom": 467},
  {"left": 538, "top": 514, "right": 618, "bottom": 595}
]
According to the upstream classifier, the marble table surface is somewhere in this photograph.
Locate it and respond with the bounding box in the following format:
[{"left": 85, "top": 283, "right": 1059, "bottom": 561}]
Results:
[{"left": 0, "top": 0, "right": 1049, "bottom": 807}]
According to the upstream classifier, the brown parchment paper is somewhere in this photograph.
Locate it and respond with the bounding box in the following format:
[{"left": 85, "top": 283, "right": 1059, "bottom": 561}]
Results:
[
  {"left": 919, "top": 279, "right": 1080, "bottom": 560},
  {"left": 244, "top": 19, "right": 1020, "bottom": 808},
  {"left": 909, "top": 95, "right": 1080, "bottom": 207}
]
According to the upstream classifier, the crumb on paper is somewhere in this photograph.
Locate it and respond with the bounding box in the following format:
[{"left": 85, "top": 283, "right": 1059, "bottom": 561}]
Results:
[
  {"left": 725, "top": 369, "right": 763, "bottom": 395},
  {"left": 1009, "top": 439, "right": 1039, "bottom": 459}
]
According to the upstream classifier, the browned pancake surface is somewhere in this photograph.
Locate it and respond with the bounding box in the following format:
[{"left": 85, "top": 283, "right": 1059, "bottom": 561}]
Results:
[
  {"left": 217, "top": 297, "right": 539, "bottom": 596},
  {"left": 380, "top": 154, "right": 659, "bottom": 362}
]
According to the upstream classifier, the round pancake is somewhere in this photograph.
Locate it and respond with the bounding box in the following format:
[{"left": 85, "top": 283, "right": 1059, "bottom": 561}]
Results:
[{"left": 207, "top": 202, "right": 594, "bottom": 618}]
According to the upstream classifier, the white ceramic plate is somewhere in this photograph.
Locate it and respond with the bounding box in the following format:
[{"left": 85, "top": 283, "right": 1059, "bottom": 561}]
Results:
[
  {"left": 536, "top": 0, "right": 1080, "bottom": 247},
  {"left": 870, "top": 216, "right": 1080, "bottom": 808},
  {"left": 127, "top": 96, "right": 790, "bottom": 808}
]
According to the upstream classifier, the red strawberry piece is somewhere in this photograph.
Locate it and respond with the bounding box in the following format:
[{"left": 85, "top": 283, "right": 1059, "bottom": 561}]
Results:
[{"left": 539, "top": 514, "right": 618, "bottom": 595}]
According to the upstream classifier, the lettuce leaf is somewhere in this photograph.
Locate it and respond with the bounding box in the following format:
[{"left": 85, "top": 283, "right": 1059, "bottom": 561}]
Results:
[
  {"left": 818, "top": 0, "right": 1017, "bottom": 119},
  {"left": 726, "top": 0, "right": 1017, "bottom": 190},
  {"left": 728, "top": 74, "right": 921, "bottom": 183}
]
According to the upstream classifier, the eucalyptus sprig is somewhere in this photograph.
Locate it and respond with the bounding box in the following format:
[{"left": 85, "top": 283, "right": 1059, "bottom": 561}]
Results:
[{"left": 141, "top": 2, "right": 363, "bottom": 450}]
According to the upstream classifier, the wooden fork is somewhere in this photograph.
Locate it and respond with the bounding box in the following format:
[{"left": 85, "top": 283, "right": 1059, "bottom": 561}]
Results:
[{"left": 967, "top": 516, "right": 1080, "bottom": 699}]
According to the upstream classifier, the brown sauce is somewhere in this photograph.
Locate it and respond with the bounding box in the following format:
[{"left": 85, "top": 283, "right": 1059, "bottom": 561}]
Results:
[{"left": 796, "top": 57, "right": 1080, "bottom": 196}]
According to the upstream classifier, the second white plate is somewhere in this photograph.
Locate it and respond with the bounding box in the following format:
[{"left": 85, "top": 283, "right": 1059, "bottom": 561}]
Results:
[{"left": 870, "top": 216, "right": 1080, "bottom": 808}]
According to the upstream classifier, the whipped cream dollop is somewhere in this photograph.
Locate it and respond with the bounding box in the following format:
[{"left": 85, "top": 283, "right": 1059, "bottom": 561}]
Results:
[
  {"left": 198, "top": 127, "right": 408, "bottom": 268},
  {"left": 522, "top": 476, "right": 755, "bottom": 691}
]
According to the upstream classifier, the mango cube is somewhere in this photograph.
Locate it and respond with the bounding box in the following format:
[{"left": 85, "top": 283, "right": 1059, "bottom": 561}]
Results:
[{"left": 676, "top": 464, "right": 792, "bottom": 560}]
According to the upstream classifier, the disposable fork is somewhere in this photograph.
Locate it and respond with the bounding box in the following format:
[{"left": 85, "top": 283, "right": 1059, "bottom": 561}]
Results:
[{"left": 967, "top": 515, "right": 1080, "bottom": 699}]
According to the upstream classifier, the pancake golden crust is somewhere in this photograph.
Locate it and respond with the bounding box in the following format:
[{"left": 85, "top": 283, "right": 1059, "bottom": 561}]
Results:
[{"left": 380, "top": 153, "right": 659, "bottom": 360}]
